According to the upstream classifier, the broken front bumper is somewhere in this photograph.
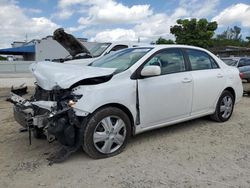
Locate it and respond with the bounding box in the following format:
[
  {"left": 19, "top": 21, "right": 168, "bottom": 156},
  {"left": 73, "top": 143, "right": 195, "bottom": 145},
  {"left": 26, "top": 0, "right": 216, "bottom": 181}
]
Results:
[
  {"left": 8, "top": 92, "right": 53, "bottom": 130},
  {"left": 8, "top": 91, "right": 87, "bottom": 163},
  {"left": 13, "top": 105, "right": 31, "bottom": 128},
  {"left": 8, "top": 92, "right": 34, "bottom": 128}
]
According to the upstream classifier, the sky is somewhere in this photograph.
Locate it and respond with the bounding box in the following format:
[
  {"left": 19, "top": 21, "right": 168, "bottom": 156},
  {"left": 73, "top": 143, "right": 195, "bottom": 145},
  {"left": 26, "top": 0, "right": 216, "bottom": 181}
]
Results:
[{"left": 0, "top": 0, "right": 250, "bottom": 48}]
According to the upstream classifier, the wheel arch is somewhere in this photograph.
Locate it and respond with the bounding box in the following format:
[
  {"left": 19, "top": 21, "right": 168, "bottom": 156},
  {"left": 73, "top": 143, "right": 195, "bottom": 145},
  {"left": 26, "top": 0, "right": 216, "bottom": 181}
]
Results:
[
  {"left": 224, "top": 87, "right": 236, "bottom": 102},
  {"left": 91, "top": 103, "right": 136, "bottom": 136}
]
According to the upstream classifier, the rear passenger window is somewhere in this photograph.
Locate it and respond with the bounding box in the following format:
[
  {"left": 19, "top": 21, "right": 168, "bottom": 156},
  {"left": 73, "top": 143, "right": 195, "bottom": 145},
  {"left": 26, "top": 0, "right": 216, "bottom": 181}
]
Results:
[
  {"left": 186, "top": 49, "right": 219, "bottom": 70},
  {"left": 144, "top": 49, "right": 186, "bottom": 75}
]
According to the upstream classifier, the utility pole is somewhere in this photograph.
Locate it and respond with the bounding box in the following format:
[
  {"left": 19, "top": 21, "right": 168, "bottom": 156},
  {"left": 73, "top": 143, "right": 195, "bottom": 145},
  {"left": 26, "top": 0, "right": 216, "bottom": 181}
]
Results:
[{"left": 25, "top": 34, "right": 28, "bottom": 43}]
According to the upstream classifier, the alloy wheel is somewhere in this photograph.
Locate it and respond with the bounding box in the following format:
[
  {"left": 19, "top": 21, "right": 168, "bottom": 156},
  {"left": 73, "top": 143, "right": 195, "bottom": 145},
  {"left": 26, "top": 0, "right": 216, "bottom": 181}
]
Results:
[
  {"left": 220, "top": 95, "right": 233, "bottom": 119},
  {"left": 93, "top": 116, "right": 126, "bottom": 154}
]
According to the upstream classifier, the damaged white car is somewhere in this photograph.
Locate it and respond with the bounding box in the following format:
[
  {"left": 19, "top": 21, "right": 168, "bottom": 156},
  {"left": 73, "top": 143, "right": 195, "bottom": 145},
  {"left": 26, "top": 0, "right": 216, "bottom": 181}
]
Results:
[
  {"left": 52, "top": 28, "right": 140, "bottom": 65},
  {"left": 8, "top": 45, "right": 243, "bottom": 162}
]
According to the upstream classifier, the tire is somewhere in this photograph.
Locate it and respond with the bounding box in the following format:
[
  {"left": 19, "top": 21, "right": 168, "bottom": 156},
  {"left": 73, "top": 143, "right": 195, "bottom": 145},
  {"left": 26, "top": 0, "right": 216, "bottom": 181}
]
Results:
[
  {"left": 82, "top": 107, "right": 131, "bottom": 159},
  {"left": 33, "top": 127, "right": 45, "bottom": 139},
  {"left": 210, "top": 90, "right": 235, "bottom": 122}
]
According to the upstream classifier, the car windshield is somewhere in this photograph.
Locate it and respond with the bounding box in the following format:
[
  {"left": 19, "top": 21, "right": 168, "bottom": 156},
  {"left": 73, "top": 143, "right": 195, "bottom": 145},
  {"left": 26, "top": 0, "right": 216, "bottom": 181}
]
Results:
[
  {"left": 90, "top": 48, "right": 152, "bottom": 73},
  {"left": 88, "top": 43, "right": 111, "bottom": 57},
  {"left": 221, "top": 58, "right": 238, "bottom": 66}
]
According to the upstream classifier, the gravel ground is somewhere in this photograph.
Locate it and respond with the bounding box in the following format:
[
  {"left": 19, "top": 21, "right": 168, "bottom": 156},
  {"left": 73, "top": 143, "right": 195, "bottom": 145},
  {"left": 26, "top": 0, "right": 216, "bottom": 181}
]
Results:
[
  {"left": 0, "top": 73, "right": 34, "bottom": 88},
  {"left": 0, "top": 88, "right": 250, "bottom": 188}
]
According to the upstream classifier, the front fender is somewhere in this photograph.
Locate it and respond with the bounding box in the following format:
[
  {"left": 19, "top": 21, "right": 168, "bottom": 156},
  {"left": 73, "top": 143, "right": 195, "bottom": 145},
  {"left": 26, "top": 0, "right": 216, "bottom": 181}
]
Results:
[{"left": 71, "top": 79, "right": 137, "bottom": 122}]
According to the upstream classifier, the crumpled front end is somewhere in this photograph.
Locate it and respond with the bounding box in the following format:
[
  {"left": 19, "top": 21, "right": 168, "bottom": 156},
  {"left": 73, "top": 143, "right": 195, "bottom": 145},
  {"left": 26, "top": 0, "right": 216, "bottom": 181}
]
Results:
[
  {"left": 8, "top": 85, "right": 86, "bottom": 163},
  {"left": 8, "top": 59, "right": 116, "bottom": 163}
]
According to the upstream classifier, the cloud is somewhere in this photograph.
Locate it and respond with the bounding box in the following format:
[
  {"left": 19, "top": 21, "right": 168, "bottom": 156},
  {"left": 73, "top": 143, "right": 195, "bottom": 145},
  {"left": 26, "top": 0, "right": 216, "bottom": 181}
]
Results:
[
  {"left": 212, "top": 3, "right": 250, "bottom": 27},
  {"left": 90, "top": 28, "right": 137, "bottom": 42},
  {"left": 90, "top": 13, "right": 175, "bottom": 42},
  {"left": 24, "top": 8, "right": 42, "bottom": 14},
  {"left": 55, "top": 0, "right": 153, "bottom": 24},
  {"left": 178, "top": 0, "right": 220, "bottom": 18},
  {"left": 88, "top": 0, "right": 220, "bottom": 42},
  {"left": 79, "top": 1, "right": 152, "bottom": 24},
  {"left": 0, "top": 0, "right": 59, "bottom": 48},
  {"left": 3, "top": 0, "right": 244, "bottom": 49}
]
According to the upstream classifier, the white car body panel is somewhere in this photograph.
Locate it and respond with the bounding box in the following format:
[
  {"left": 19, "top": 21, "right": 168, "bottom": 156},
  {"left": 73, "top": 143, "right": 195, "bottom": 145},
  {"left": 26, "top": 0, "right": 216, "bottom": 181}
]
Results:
[
  {"left": 72, "top": 71, "right": 137, "bottom": 122},
  {"left": 30, "top": 44, "right": 243, "bottom": 135},
  {"left": 65, "top": 58, "right": 96, "bottom": 66},
  {"left": 190, "top": 69, "right": 226, "bottom": 115},
  {"left": 30, "top": 61, "right": 115, "bottom": 90},
  {"left": 138, "top": 71, "right": 193, "bottom": 128}
]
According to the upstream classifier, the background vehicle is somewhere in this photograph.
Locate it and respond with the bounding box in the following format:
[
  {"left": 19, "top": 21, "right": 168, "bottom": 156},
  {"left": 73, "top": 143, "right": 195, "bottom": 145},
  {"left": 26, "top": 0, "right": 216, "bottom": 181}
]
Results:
[
  {"left": 239, "top": 65, "right": 250, "bottom": 82},
  {"left": 221, "top": 57, "right": 250, "bottom": 93},
  {"left": 221, "top": 57, "right": 250, "bottom": 67},
  {"left": 239, "top": 65, "right": 250, "bottom": 93},
  {"left": 9, "top": 45, "right": 243, "bottom": 162},
  {"left": 53, "top": 28, "right": 141, "bottom": 65}
]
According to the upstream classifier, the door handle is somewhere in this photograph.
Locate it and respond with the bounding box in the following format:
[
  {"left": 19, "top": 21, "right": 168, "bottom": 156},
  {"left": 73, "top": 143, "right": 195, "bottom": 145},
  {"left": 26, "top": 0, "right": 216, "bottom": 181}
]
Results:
[
  {"left": 182, "top": 78, "right": 192, "bottom": 83},
  {"left": 217, "top": 73, "right": 223, "bottom": 78}
]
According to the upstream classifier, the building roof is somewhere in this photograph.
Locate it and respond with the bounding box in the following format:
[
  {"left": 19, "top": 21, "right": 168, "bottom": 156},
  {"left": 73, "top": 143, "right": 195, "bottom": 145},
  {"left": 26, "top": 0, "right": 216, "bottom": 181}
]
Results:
[{"left": 0, "top": 45, "right": 35, "bottom": 55}]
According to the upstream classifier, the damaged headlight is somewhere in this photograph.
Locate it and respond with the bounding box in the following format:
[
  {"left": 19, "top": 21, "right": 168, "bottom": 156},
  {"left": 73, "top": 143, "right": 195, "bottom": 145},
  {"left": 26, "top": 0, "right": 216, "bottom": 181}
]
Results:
[
  {"left": 68, "top": 100, "right": 76, "bottom": 107},
  {"left": 67, "top": 94, "right": 83, "bottom": 107}
]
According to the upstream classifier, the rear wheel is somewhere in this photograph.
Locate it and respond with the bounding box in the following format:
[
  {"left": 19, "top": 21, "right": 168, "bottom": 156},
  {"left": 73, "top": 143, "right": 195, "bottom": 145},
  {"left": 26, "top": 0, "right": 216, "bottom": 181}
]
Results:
[
  {"left": 83, "top": 107, "right": 131, "bottom": 159},
  {"left": 210, "top": 90, "right": 234, "bottom": 122}
]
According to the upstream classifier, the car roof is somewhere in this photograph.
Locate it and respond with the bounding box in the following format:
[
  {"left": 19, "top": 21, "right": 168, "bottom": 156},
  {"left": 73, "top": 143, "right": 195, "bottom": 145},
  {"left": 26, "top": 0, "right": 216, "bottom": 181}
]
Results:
[
  {"left": 131, "top": 44, "right": 211, "bottom": 52},
  {"left": 221, "top": 57, "right": 250, "bottom": 60}
]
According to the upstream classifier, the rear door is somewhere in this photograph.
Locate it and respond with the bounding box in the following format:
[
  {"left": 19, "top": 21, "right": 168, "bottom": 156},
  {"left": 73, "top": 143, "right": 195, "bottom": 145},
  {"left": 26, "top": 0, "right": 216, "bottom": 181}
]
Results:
[{"left": 184, "top": 49, "right": 226, "bottom": 115}]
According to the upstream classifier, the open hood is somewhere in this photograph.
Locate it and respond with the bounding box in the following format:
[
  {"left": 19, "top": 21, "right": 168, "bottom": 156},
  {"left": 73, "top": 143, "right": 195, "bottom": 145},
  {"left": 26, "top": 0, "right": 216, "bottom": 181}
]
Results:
[
  {"left": 53, "top": 28, "right": 92, "bottom": 57},
  {"left": 30, "top": 61, "right": 115, "bottom": 90}
]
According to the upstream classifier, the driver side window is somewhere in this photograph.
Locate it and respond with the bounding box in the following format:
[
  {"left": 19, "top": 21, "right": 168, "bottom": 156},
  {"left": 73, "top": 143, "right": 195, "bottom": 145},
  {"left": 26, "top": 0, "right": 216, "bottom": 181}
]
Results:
[{"left": 144, "top": 49, "right": 186, "bottom": 75}]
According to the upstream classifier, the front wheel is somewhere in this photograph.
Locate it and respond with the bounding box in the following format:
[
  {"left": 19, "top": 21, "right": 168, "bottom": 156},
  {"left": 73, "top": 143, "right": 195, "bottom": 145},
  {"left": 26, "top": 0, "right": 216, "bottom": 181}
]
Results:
[
  {"left": 82, "top": 107, "right": 131, "bottom": 159},
  {"left": 210, "top": 90, "right": 235, "bottom": 122}
]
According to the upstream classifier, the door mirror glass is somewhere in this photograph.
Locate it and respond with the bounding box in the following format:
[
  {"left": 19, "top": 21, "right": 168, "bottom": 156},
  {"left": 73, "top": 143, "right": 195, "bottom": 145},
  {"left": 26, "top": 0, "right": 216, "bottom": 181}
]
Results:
[{"left": 141, "top": 65, "right": 161, "bottom": 77}]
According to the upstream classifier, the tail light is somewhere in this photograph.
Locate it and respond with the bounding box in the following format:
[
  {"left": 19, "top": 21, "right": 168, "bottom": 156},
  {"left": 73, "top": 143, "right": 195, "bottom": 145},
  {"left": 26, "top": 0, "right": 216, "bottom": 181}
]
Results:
[{"left": 239, "top": 72, "right": 244, "bottom": 80}]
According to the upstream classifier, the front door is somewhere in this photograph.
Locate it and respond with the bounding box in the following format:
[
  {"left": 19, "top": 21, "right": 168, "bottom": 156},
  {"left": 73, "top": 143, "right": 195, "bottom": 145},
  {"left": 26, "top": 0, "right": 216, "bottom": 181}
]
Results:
[{"left": 138, "top": 48, "right": 193, "bottom": 128}]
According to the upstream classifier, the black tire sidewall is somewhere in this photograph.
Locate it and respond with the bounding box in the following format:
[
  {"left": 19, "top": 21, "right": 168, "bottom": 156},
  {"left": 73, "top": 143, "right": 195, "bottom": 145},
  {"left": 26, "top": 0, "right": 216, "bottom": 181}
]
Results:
[
  {"left": 216, "top": 91, "right": 235, "bottom": 122},
  {"left": 83, "top": 107, "right": 131, "bottom": 159}
]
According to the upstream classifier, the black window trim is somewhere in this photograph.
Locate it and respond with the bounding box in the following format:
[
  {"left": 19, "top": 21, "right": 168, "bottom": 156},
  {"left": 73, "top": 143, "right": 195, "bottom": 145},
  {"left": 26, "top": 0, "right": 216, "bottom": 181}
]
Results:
[
  {"left": 110, "top": 44, "right": 129, "bottom": 52},
  {"left": 181, "top": 48, "right": 220, "bottom": 71},
  {"left": 131, "top": 48, "right": 189, "bottom": 79}
]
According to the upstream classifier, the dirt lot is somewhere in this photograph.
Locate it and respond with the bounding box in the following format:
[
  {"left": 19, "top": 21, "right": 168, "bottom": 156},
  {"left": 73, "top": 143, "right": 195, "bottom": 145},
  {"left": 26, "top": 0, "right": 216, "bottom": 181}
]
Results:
[{"left": 0, "top": 88, "right": 250, "bottom": 188}]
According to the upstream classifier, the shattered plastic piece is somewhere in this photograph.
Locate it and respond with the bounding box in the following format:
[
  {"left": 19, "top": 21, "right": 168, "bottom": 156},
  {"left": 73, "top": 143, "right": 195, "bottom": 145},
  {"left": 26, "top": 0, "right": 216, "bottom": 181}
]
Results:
[
  {"left": 11, "top": 83, "right": 28, "bottom": 96},
  {"left": 19, "top": 127, "right": 28, "bottom": 132}
]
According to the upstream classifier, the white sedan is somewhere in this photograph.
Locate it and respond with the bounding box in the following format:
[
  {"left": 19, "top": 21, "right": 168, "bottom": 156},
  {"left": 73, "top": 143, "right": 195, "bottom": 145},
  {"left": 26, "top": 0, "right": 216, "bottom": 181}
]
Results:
[{"left": 10, "top": 45, "right": 243, "bottom": 161}]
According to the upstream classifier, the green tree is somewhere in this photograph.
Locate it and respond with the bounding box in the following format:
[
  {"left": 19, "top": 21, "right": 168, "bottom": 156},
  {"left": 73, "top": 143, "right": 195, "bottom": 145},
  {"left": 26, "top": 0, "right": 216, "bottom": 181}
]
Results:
[
  {"left": 170, "top": 18, "right": 217, "bottom": 48},
  {"left": 246, "top": 36, "right": 250, "bottom": 46},
  {"left": 217, "top": 26, "right": 242, "bottom": 40},
  {"left": 156, "top": 37, "right": 174, "bottom": 44},
  {"left": 213, "top": 26, "right": 246, "bottom": 47}
]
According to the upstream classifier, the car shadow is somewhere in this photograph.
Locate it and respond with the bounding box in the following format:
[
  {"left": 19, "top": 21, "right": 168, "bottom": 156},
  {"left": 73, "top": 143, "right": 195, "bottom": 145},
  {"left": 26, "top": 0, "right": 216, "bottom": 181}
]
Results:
[
  {"left": 65, "top": 117, "right": 214, "bottom": 162},
  {"left": 129, "top": 116, "right": 213, "bottom": 144}
]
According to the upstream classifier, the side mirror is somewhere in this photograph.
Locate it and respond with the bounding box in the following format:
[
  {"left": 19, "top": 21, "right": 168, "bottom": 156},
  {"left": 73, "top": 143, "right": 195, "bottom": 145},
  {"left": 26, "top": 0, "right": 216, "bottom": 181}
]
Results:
[{"left": 141, "top": 65, "right": 161, "bottom": 77}]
